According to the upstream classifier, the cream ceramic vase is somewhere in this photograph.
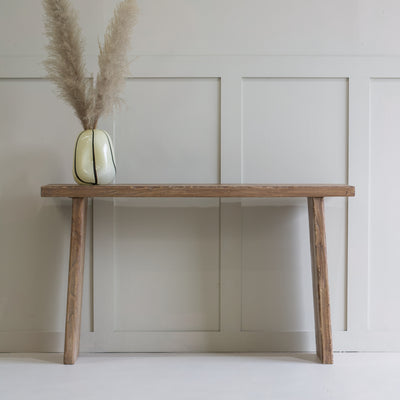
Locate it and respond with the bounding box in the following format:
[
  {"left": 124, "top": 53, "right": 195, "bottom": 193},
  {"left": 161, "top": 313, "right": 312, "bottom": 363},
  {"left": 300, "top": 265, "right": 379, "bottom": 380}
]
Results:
[{"left": 73, "top": 129, "right": 116, "bottom": 185}]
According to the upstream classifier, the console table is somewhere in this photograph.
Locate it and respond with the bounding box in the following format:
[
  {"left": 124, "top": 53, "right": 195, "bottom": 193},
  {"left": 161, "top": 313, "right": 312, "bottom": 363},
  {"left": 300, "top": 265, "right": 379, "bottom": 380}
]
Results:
[{"left": 41, "top": 184, "right": 355, "bottom": 365}]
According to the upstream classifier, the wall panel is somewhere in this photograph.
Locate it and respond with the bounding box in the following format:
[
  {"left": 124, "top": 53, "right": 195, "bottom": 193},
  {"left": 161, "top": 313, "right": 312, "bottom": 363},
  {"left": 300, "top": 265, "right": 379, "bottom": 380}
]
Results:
[
  {"left": 110, "top": 78, "right": 221, "bottom": 333},
  {"left": 6, "top": 0, "right": 400, "bottom": 57},
  {"left": 369, "top": 79, "right": 400, "bottom": 331},
  {"left": 242, "top": 78, "right": 348, "bottom": 184},
  {"left": 114, "top": 202, "right": 220, "bottom": 332},
  {"left": 0, "top": 80, "right": 92, "bottom": 341},
  {"left": 1, "top": 52, "right": 400, "bottom": 350},
  {"left": 241, "top": 78, "right": 348, "bottom": 333},
  {"left": 116, "top": 78, "right": 220, "bottom": 184}
]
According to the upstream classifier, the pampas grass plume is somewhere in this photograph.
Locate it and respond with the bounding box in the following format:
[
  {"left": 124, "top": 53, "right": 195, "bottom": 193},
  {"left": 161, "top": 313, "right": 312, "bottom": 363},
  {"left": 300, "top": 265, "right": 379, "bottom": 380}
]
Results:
[
  {"left": 92, "top": 0, "right": 138, "bottom": 128},
  {"left": 42, "top": 0, "right": 138, "bottom": 130}
]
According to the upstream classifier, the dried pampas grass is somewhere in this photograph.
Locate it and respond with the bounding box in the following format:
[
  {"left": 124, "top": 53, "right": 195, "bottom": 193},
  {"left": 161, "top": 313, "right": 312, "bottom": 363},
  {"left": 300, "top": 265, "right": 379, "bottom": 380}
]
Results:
[
  {"left": 42, "top": 0, "right": 138, "bottom": 130},
  {"left": 93, "top": 0, "right": 137, "bottom": 128},
  {"left": 42, "top": 0, "right": 92, "bottom": 129}
]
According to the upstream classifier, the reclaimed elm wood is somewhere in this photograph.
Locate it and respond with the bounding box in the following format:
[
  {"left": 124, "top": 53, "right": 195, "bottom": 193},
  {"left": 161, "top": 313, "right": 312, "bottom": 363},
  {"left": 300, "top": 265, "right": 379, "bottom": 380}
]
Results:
[
  {"left": 41, "top": 184, "right": 355, "bottom": 198},
  {"left": 64, "top": 198, "right": 88, "bottom": 365},
  {"left": 308, "top": 197, "right": 333, "bottom": 364},
  {"left": 41, "top": 183, "right": 355, "bottom": 365}
]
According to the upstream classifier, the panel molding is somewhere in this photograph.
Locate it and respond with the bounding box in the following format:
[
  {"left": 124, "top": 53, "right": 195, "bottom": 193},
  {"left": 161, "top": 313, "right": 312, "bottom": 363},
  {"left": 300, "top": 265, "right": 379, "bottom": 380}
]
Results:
[{"left": 2, "top": 55, "right": 399, "bottom": 351}]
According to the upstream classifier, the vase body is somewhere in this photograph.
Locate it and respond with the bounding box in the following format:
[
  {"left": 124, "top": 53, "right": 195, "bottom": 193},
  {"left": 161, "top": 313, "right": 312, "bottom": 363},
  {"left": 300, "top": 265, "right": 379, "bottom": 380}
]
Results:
[{"left": 73, "top": 129, "right": 116, "bottom": 185}]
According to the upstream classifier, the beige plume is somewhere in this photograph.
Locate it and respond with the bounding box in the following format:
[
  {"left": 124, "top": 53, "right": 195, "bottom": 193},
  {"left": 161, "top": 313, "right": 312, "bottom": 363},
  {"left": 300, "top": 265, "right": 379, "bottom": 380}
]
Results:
[
  {"left": 92, "top": 0, "right": 138, "bottom": 128},
  {"left": 42, "top": 0, "right": 138, "bottom": 130}
]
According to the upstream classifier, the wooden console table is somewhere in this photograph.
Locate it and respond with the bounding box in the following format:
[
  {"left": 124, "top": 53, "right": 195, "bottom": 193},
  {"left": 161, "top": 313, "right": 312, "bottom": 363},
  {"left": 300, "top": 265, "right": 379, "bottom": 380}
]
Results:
[{"left": 41, "top": 184, "right": 355, "bottom": 365}]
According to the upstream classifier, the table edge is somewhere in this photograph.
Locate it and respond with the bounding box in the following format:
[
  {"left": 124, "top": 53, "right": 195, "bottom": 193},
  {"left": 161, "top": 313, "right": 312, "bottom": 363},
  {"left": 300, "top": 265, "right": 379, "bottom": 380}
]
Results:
[{"left": 41, "top": 184, "right": 356, "bottom": 198}]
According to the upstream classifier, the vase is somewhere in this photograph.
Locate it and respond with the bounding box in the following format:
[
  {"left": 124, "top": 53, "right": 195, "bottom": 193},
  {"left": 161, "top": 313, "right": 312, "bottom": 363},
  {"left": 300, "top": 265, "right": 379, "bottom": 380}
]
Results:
[{"left": 73, "top": 129, "right": 116, "bottom": 185}]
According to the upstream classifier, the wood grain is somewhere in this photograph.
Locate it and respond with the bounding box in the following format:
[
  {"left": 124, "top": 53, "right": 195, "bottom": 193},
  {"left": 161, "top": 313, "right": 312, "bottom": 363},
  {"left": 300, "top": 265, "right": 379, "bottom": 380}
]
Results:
[
  {"left": 64, "top": 198, "right": 88, "bottom": 365},
  {"left": 41, "top": 184, "right": 355, "bottom": 198},
  {"left": 308, "top": 197, "right": 333, "bottom": 364}
]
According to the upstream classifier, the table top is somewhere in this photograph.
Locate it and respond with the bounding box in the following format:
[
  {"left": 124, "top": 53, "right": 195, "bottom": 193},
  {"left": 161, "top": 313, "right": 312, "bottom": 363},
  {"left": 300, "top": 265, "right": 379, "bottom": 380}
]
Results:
[{"left": 41, "top": 184, "right": 355, "bottom": 198}]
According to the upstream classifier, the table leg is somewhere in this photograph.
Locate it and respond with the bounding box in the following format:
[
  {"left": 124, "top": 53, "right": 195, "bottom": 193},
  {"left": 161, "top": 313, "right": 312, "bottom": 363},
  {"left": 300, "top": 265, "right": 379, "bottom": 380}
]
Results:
[
  {"left": 64, "top": 197, "right": 88, "bottom": 365},
  {"left": 307, "top": 197, "right": 333, "bottom": 364}
]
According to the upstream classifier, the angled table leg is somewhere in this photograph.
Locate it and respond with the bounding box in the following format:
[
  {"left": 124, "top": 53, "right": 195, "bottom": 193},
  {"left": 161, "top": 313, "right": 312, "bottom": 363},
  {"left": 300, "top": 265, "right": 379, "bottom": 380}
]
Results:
[
  {"left": 64, "top": 197, "right": 88, "bottom": 365},
  {"left": 307, "top": 197, "right": 333, "bottom": 364}
]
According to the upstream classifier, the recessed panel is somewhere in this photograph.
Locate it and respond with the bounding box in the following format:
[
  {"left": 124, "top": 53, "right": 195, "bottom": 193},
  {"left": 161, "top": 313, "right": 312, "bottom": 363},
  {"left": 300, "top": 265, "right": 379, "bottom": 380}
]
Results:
[
  {"left": 241, "top": 78, "right": 348, "bottom": 332},
  {"left": 112, "top": 77, "right": 220, "bottom": 332},
  {"left": 243, "top": 78, "right": 348, "bottom": 183},
  {"left": 0, "top": 79, "right": 92, "bottom": 332},
  {"left": 114, "top": 201, "right": 220, "bottom": 331},
  {"left": 241, "top": 199, "right": 346, "bottom": 332},
  {"left": 369, "top": 79, "right": 400, "bottom": 331},
  {"left": 115, "top": 78, "right": 220, "bottom": 184}
]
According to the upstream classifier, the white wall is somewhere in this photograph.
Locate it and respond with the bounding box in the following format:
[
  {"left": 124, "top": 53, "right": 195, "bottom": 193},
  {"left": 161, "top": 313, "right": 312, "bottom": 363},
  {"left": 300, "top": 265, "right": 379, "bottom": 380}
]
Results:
[{"left": 1, "top": 0, "right": 400, "bottom": 352}]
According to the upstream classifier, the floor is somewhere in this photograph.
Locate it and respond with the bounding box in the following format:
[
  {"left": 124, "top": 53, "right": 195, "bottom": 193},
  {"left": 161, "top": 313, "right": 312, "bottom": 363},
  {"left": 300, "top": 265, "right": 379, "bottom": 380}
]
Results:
[{"left": 1, "top": 353, "right": 399, "bottom": 399}]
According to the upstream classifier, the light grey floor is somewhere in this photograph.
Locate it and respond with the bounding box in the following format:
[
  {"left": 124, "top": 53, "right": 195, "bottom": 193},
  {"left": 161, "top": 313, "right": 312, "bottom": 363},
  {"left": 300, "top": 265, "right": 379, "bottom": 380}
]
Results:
[{"left": 1, "top": 353, "right": 399, "bottom": 399}]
